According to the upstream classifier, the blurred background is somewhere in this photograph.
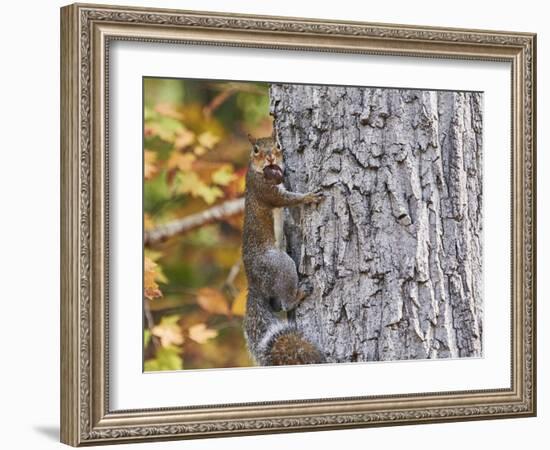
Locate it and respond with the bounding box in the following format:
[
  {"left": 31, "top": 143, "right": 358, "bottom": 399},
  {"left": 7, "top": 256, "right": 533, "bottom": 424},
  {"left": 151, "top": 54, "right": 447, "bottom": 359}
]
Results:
[{"left": 143, "top": 77, "right": 271, "bottom": 371}]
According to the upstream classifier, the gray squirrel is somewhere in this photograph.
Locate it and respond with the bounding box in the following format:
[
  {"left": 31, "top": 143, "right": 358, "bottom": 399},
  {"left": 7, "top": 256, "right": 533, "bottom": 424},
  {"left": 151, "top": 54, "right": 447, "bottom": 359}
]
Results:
[{"left": 242, "top": 133, "right": 325, "bottom": 366}]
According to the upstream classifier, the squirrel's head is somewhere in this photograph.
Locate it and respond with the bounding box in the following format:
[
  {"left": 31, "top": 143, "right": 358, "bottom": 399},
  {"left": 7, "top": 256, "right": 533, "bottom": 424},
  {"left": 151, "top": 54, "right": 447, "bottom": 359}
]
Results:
[{"left": 248, "top": 133, "right": 284, "bottom": 184}]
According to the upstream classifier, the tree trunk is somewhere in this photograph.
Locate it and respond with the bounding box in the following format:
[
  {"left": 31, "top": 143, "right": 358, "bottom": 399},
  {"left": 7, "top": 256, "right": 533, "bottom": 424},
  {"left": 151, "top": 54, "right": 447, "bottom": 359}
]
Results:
[{"left": 270, "top": 84, "right": 483, "bottom": 363}]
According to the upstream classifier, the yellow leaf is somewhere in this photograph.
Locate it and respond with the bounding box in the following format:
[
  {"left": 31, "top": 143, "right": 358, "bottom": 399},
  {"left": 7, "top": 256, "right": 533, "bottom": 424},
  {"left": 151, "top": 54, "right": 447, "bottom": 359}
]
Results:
[
  {"left": 231, "top": 290, "right": 248, "bottom": 317},
  {"left": 197, "top": 131, "right": 220, "bottom": 150},
  {"left": 174, "top": 127, "right": 195, "bottom": 150},
  {"left": 212, "top": 165, "right": 237, "bottom": 186},
  {"left": 144, "top": 249, "right": 163, "bottom": 261},
  {"left": 144, "top": 250, "right": 168, "bottom": 283},
  {"left": 151, "top": 316, "right": 184, "bottom": 347},
  {"left": 144, "top": 346, "right": 183, "bottom": 371},
  {"left": 145, "top": 119, "right": 183, "bottom": 143},
  {"left": 144, "top": 213, "right": 154, "bottom": 231},
  {"left": 188, "top": 323, "right": 218, "bottom": 344},
  {"left": 167, "top": 152, "right": 196, "bottom": 172},
  {"left": 155, "top": 102, "right": 185, "bottom": 121},
  {"left": 193, "top": 145, "right": 208, "bottom": 156},
  {"left": 195, "top": 184, "right": 224, "bottom": 205},
  {"left": 144, "top": 256, "right": 163, "bottom": 300},
  {"left": 238, "top": 173, "right": 246, "bottom": 194},
  {"left": 175, "top": 172, "right": 224, "bottom": 205},
  {"left": 175, "top": 171, "right": 202, "bottom": 195},
  {"left": 196, "top": 288, "right": 230, "bottom": 316},
  {"left": 144, "top": 150, "right": 158, "bottom": 180}
]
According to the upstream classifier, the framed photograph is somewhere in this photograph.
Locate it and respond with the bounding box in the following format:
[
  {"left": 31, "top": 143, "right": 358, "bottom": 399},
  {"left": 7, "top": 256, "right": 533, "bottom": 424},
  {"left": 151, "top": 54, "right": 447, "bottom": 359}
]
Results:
[{"left": 60, "top": 3, "right": 536, "bottom": 446}]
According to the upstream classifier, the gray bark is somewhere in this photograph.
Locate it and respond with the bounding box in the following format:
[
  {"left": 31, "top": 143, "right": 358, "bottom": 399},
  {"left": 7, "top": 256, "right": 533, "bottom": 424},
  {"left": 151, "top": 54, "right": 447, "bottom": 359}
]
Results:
[{"left": 270, "top": 84, "right": 483, "bottom": 363}]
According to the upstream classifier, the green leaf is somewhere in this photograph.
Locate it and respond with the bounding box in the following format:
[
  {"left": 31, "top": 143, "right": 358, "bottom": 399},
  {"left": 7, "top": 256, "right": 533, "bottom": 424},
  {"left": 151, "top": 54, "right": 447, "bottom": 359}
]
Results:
[
  {"left": 195, "top": 184, "right": 224, "bottom": 205},
  {"left": 144, "top": 359, "right": 159, "bottom": 372},
  {"left": 144, "top": 329, "right": 151, "bottom": 348},
  {"left": 144, "top": 346, "right": 183, "bottom": 372},
  {"left": 236, "top": 90, "right": 270, "bottom": 125},
  {"left": 144, "top": 106, "right": 156, "bottom": 121},
  {"left": 144, "top": 170, "right": 171, "bottom": 213},
  {"left": 160, "top": 315, "right": 180, "bottom": 326},
  {"left": 173, "top": 171, "right": 224, "bottom": 205},
  {"left": 146, "top": 116, "right": 185, "bottom": 143},
  {"left": 212, "top": 165, "right": 237, "bottom": 186}
]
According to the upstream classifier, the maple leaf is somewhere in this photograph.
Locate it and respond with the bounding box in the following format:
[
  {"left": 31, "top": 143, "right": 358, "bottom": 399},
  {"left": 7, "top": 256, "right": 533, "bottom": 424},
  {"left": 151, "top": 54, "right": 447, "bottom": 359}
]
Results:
[
  {"left": 174, "top": 171, "right": 200, "bottom": 195},
  {"left": 144, "top": 150, "right": 158, "bottom": 180},
  {"left": 144, "top": 250, "right": 168, "bottom": 283},
  {"left": 197, "top": 131, "right": 220, "bottom": 149},
  {"left": 188, "top": 323, "right": 218, "bottom": 344},
  {"left": 151, "top": 315, "right": 184, "bottom": 347},
  {"left": 194, "top": 184, "right": 224, "bottom": 205},
  {"left": 146, "top": 117, "right": 184, "bottom": 143},
  {"left": 231, "top": 289, "right": 247, "bottom": 317},
  {"left": 174, "top": 172, "right": 224, "bottom": 205},
  {"left": 212, "top": 165, "right": 237, "bottom": 186},
  {"left": 224, "top": 168, "right": 247, "bottom": 198},
  {"left": 193, "top": 145, "right": 208, "bottom": 156},
  {"left": 196, "top": 288, "right": 230, "bottom": 316},
  {"left": 154, "top": 102, "right": 185, "bottom": 121},
  {"left": 167, "top": 152, "right": 196, "bottom": 172},
  {"left": 144, "top": 346, "right": 183, "bottom": 371},
  {"left": 144, "top": 256, "right": 163, "bottom": 300},
  {"left": 144, "top": 213, "right": 155, "bottom": 231},
  {"left": 174, "top": 127, "right": 196, "bottom": 150}
]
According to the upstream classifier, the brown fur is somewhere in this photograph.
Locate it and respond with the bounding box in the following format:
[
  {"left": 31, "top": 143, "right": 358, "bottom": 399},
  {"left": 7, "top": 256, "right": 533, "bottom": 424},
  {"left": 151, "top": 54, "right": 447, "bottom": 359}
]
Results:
[
  {"left": 242, "top": 134, "right": 325, "bottom": 366},
  {"left": 269, "top": 332, "right": 324, "bottom": 366}
]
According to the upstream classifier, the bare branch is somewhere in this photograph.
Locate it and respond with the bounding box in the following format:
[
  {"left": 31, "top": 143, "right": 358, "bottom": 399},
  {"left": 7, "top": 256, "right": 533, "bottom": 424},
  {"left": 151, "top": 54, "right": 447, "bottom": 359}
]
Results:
[
  {"left": 143, "top": 298, "right": 161, "bottom": 356},
  {"left": 222, "top": 260, "right": 242, "bottom": 299},
  {"left": 144, "top": 197, "right": 245, "bottom": 245},
  {"left": 203, "top": 88, "right": 236, "bottom": 118}
]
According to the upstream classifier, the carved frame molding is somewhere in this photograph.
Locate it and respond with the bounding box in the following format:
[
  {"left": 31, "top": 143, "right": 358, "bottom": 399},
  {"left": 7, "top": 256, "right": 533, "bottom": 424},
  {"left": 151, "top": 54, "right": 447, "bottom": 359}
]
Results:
[{"left": 60, "top": 3, "right": 536, "bottom": 446}]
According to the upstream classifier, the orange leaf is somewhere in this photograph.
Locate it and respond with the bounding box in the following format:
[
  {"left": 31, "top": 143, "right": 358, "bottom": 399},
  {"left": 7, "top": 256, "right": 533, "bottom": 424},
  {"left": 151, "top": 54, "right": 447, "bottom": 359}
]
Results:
[
  {"left": 155, "top": 102, "right": 185, "bottom": 121},
  {"left": 231, "top": 290, "right": 248, "bottom": 317},
  {"left": 144, "top": 213, "right": 155, "bottom": 231},
  {"left": 212, "top": 165, "right": 237, "bottom": 187},
  {"left": 174, "top": 128, "right": 196, "bottom": 150},
  {"left": 196, "top": 288, "right": 230, "bottom": 316},
  {"left": 152, "top": 316, "right": 184, "bottom": 347},
  {"left": 193, "top": 145, "right": 208, "bottom": 156},
  {"left": 167, "top": 152, "right": 196, "bottom": 172},
  {"left": 188, "top": 323, "right": 218, "bottom": 344},
  {"left": 197, "top": 131, "right": 220, "bottom": 149},
  {"left": 144, "top": 150, "right": 158, "bottom": 180},
  {"left": 144, "top": 256, "right": 162, "bottom": 300}
]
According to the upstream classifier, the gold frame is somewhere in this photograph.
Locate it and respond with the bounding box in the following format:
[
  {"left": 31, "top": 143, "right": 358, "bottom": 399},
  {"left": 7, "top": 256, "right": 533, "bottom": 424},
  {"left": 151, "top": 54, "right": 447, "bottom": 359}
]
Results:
[{"left": 60, "top": 3, "right": 536, "bottom": 446}]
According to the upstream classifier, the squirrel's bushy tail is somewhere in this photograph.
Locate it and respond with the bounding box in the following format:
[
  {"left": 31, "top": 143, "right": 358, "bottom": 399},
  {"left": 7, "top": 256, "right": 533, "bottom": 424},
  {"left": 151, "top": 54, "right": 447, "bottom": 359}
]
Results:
[
  {"left": 257, "top": 322, "right": 325, "bottom": 366},
  {"left": 244, "top": 289, "right": 325, "bottom": 366}
]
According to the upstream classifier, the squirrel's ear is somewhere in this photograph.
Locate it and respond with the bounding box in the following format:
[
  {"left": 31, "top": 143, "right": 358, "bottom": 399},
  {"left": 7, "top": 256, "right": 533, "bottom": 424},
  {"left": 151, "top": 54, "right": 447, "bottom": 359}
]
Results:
[{"left": 247, "top": 134, "right": 257, "bottom": 145}]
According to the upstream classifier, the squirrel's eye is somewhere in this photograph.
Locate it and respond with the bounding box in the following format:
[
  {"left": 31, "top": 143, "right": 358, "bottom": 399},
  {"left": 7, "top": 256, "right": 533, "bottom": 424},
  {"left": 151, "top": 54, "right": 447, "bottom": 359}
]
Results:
[{"left": 253, "top": 146, "right": 259, "bottom": 154}]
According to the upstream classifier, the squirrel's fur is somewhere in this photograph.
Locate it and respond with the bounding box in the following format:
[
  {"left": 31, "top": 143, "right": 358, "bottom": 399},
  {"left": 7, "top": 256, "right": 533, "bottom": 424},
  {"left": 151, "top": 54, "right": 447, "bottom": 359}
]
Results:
[{"left": 242, "top": 133, "right": 325, "bottom": 366}]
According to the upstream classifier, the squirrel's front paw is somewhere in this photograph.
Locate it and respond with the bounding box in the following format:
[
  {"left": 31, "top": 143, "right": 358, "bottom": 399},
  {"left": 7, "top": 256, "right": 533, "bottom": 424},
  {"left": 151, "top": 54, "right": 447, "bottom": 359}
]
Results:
[
  {"left": 298, "top": 279, "right": 314, "bottom": 298},
  {"left": 305, "top": 189, "right": 325, "bottom": 204}
]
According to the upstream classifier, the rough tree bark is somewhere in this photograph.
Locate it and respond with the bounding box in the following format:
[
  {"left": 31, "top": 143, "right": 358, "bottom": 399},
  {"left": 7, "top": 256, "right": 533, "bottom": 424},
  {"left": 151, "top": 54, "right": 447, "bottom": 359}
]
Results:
[{"left": 271, "top": 84, "right": 483, "bottom": 363}]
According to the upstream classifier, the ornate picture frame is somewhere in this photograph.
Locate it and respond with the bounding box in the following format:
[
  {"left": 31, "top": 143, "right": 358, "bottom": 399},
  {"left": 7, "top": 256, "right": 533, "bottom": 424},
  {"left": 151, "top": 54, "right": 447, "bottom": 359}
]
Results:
[{"left": 60, "top": 3, "right": 536, "bottom": 446}]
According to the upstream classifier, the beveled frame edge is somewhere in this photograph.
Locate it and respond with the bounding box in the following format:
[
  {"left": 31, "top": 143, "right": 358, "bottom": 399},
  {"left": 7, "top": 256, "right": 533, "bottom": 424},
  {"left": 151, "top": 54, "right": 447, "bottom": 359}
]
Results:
[{"left": 60, "top": 2, "right": 536, "bottom": 446}]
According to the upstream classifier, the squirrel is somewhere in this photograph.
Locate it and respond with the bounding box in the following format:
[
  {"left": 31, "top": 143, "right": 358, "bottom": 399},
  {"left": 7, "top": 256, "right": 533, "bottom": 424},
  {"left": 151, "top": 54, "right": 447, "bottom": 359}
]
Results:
[{"left": 242, "top": 132, "right": 325, "bottom": 366}]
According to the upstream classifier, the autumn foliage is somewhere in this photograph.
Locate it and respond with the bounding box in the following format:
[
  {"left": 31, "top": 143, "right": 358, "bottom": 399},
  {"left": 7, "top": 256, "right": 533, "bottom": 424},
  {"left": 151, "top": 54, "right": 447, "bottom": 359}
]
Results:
[{"left": 143, "top": 78, "right": 271, "bottom": 370}]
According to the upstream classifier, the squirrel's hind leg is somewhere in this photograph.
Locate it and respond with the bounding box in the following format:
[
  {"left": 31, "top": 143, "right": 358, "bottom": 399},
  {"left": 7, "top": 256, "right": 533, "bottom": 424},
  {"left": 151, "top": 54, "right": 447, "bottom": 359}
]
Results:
[
  {"left": 262, "top": 249, "right": 300, "bottom": 311},
  {"left": 296, "top": 279, "right": 314, "bottom": 303},
  {"left": 262, "top": 249, "right": 315, "bottom": 312}
]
